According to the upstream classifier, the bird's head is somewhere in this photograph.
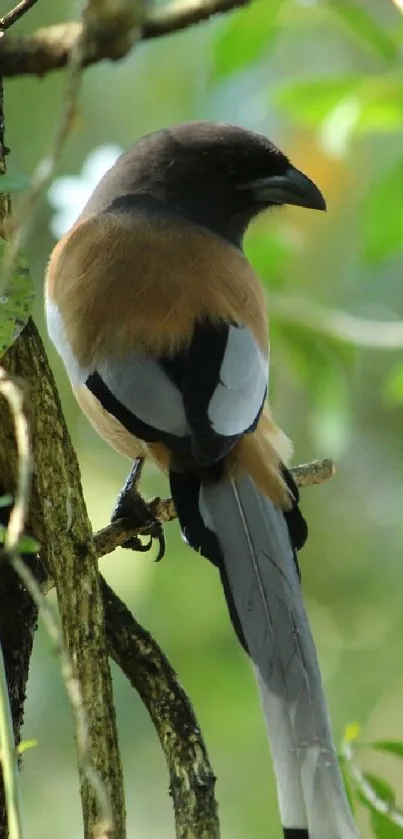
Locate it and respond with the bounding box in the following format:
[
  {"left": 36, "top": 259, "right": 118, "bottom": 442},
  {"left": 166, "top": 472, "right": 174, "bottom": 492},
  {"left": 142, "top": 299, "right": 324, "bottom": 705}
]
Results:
[{"left": 87, "top": 121, "right": 326, "bottom": 247}]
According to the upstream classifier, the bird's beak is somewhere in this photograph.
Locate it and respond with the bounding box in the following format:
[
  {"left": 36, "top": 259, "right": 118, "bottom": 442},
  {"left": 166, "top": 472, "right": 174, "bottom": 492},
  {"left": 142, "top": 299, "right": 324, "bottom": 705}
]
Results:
[{"left": 241, "top": 166, "right": 326, "bottom": 211}]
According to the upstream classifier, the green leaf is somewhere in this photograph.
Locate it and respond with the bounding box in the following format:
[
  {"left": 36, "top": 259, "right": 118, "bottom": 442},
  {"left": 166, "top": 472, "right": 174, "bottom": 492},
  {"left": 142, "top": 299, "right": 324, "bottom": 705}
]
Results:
[
  {"left": 275, "top": 76, "right": 363, "bottom": 126},
  {"left": 0, "top": 526, "right": 39, "bottom": 554},
  {"left": 0, "top": 171, "right": 29, "bottom": 194},
  {"left": 211, "top": 0, "right": 283, "bottom": 80},
  {"left": 17, "top": 535, "right": 40, "bottom": 555},
  {"left": 358, "top": 775, "right": 403, "bottom": 839},
  {"left": 0, "top": 242, "right": 35, "bottom": 356},
  {"left": 358, "top": 773, "right": 396, "bottom": 810},
  {"left": 362, "top": 161, "right": 403, "bottom": 264},
  {"left": 327, "top": 0, "right": 398, "bottom": 63},
  {"left": 371, "top": 810, "right": 403, "bottom": 839},
  {"left": 371, "top": 741, "right": 403, "bottom": 759},
  {"left": 0, "top": 494, "right": 13, "bottom": 508}
]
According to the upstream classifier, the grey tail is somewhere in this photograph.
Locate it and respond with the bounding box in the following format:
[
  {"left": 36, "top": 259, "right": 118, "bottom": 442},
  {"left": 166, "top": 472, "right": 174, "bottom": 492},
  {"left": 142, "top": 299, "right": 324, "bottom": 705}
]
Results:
[{"left": 170, "top": 469, "right": 359, "bottom": 839}]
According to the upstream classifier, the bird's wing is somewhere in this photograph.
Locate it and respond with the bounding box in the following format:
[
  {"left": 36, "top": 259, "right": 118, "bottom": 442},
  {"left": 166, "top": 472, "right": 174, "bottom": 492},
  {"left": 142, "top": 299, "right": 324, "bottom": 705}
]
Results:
[
  {"left": 82, "top": 316, "right": 268, "bottom": 467},
  {"left": 180, "top": 318, "right": 268, "bottom": 465},
  {"left": 46, "top": 206, "right": 269, "bottom": 467}
]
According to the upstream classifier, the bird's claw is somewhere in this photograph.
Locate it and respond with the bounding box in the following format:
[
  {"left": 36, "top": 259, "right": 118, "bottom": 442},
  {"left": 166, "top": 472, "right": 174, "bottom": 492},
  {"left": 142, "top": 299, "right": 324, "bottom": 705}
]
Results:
[
  {"left": 122, "top": 519, "right": 166, "bottom": 562},
  {"left": 111, "top": 459, "right": 166, "bottom": 561}
]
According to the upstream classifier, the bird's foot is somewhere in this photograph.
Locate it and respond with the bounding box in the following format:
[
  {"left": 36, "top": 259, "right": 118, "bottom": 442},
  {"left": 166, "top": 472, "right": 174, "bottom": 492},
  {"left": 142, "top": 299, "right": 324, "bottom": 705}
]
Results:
[{"left": 111, "top": 458, "right": 166, "bottom": 561}]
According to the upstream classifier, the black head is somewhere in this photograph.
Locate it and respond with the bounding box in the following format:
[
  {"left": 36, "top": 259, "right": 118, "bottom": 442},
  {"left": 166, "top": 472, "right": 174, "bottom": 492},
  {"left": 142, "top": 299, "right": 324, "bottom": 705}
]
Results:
[{"left": 84, "top": 121, "right": 326, "bottom": 247}]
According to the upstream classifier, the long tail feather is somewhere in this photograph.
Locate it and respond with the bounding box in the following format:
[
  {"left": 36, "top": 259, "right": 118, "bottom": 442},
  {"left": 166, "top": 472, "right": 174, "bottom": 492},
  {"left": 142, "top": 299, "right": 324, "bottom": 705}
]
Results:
[{"left": 199, "top": 473, "right": 359, "bottom": 839}]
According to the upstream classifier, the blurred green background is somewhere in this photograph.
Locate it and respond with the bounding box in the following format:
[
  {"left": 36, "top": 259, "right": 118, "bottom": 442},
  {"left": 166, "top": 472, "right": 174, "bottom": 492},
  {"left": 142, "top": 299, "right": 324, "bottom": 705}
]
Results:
[{"left": 4, "top": 0, "right": 403, "bottom": 835}]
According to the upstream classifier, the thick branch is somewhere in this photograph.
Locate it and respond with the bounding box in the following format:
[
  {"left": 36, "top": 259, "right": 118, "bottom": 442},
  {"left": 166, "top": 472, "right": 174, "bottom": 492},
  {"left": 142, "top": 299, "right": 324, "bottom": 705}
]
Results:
[
  {"left": 5, "top": 319, "right": 221, "bottom": 837},
  {"left": 1, "top": 320, "right": 126, "bottom": 839},
  {"left": 0, "top": 0, "right": 249, "bottom": 77},
  {"left": 41, "top": 566, "right": 220, "bottom": 837},
  {"left": 102, "top": 578, "right": 219, "bottom": 839},
  {"left": 0, "top": 75, "right": 43, "bottom": 837}
]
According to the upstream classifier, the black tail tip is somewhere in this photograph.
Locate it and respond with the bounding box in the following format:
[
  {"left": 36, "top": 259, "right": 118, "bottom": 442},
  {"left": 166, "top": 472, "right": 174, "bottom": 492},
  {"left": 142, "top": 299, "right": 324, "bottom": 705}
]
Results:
[{"left": 283, "top": 829, "right": 309, "bottom": 839}]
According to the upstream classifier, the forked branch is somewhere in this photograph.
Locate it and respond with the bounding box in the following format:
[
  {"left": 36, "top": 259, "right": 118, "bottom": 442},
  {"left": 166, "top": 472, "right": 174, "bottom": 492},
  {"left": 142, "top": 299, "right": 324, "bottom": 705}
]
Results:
[{"left": 0, "top": 0, "right": 250, "bottom": 77}]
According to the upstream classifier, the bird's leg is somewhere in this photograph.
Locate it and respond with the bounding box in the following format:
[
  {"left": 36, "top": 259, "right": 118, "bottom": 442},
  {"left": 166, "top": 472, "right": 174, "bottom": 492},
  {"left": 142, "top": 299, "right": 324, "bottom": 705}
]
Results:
[{"left": 111, "top": 458, "right": 166, "bottom": 561}]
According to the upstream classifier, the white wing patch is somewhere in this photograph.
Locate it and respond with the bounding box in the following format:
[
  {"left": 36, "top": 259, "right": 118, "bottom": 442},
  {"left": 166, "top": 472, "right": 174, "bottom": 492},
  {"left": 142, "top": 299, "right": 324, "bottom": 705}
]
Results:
[
  {"left": 46, "top": 301, "right": 188, "bottom": 438},
  {"left": 45, "top": 299, "right": 87, "bottom": 385},
  {"left": 208, "top": 324, "right": 268, "bottom": 436},
  {"left": 98, "top": 355, "right": 189, "bottom": 438},
  {"left": 46, "top": 303, "right": 266, "bottom": 443}
]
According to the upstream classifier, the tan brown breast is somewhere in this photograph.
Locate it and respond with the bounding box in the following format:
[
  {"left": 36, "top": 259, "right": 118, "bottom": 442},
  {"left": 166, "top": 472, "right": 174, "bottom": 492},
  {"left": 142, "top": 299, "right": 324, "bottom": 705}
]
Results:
[{"left": 46, "top": 209, "right": 269, "bottom": 368}]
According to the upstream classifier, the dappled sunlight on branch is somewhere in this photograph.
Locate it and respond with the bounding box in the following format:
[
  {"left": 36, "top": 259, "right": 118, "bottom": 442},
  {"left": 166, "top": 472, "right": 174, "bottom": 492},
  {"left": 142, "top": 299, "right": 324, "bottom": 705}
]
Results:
[{"left": 0, "top": 0, "right": 250, "bottom": 77}]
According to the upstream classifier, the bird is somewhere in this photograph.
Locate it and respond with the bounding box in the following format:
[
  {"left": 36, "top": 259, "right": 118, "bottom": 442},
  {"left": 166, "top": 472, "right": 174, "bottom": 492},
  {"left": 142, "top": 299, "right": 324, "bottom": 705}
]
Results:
[{"left": 45, "top": 121, "right": 358, "bottom": 839}]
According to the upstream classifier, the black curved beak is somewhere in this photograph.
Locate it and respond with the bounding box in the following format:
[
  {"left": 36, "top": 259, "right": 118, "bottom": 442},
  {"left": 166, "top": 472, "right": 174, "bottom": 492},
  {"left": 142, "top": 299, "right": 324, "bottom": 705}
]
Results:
[{"left": 241, "top": 166, "right": 326, "bottom": 211}]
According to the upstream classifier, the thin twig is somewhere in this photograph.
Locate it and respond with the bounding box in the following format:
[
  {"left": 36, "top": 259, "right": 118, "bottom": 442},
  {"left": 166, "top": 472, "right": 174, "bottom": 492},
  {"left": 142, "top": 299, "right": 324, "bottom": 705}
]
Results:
[
  {"left": 0, "top": 645, "right": 23, "bottom": 839},
  {"left": 342, "top": 737, "right": 403, "bottom": 828},
  {"left": 269, "top": 293, "right": 403, "bottom": 349},
  {"left": 0, "top": 0, "right": 38, "bottom": 33},
  {"left": 0, "top": 6, "right": 86, "bottom": 297},
  {"left": 0, "top": 0, "right": 248, "bottom": 77},
  {"left": 142, "top": 0, "right": 249, "bottom": 38},
  {"left": 0, "top": 369, "right": 113, "bottom": 836},
  {"left": 94, "top": 518, "right": 154, "bottom": 559},
  {"left": 93, "top": 458, "right": 334, "bottom": 559},
  {"left": 0, "top": 371, "right": 31, "bottom": 552},
  {"left": 291, "top": 458, "right": 335, "bottom": 488}
]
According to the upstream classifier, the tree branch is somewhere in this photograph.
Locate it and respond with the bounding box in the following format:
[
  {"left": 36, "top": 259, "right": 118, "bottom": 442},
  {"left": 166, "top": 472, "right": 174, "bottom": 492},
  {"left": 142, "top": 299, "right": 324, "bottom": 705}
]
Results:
[
  {"left": 0, "top": 0, "right": 249, "bottom": 78},
  {"left": 1, "top": 0, "right": 86, "bottom": 296},
  {"left": 142, "top": 0, "right": 249, "bottom": 38},
  {"left": 1, "top": 320, "right": 126, "bottom": 839},
  {"left": 0, "top": 67, "right": 43, "bottom": 835},
  {"left": 4, "top": 319, "right": 221, "bottom": 838},
  {"left": 0, "top": 0, "right": 38, "bottom": 33},
  {"left": 50, "top": 456, "right": 334, "bottom": 833},
  {"left": 0, "top": 370, "right": 114, "bottom": 838},
  {"left": 93, "top": 458, "right": 335, "bottom": 559},
  {"left": 41, "top": 564, "right": 221, "bottom": 837},
  {"left": 102, "top": 578, "right": 220, "bottom": 839}
]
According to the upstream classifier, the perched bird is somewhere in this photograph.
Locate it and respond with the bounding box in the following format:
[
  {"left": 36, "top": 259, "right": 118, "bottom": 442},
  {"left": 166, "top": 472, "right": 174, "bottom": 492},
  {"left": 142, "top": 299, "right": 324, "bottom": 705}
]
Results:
[{"left": 45, "top": 121, "right": 358, "bottom": 839}]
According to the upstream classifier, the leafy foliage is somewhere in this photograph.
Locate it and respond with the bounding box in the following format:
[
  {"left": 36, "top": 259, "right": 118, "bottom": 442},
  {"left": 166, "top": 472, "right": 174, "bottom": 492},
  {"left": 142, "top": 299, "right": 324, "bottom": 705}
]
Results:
[
  {"left": 341, "top": 725, "right": 403, "bottom": 837},
  {"left": 0, "top": 525, "right": 40, "bottom": 555},
  {"left": 211, "top": 0, "right": 283, "bottom": 79},
  {"left": 326, "top": 0, "right": 399, "bottom": 63}
]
